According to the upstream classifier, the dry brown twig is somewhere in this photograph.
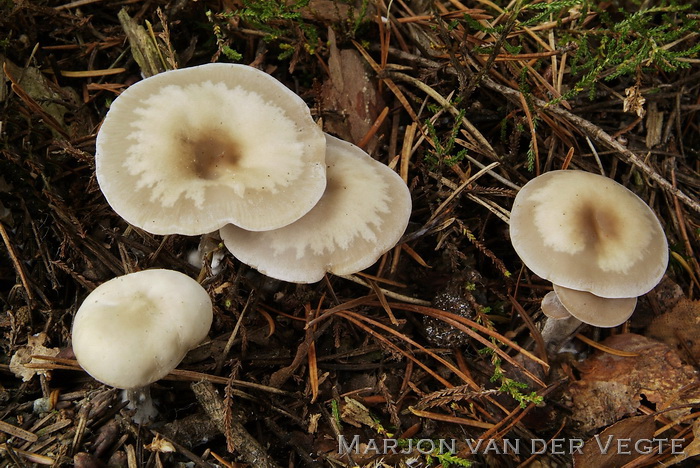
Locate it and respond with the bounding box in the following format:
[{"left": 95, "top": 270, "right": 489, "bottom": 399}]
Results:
[{"left": 480, "top": 75, "right": 700, "bottom": 213}]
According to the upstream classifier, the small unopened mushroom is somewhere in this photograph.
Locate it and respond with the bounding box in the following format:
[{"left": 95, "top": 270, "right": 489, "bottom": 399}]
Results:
[
  {"left": 540, "top": 292, "right": 582, "bottom": 351},
  {"left": 510, "top": 170, "right": 668, "bottom": 299},
  {"left": 551, "top": 284, "right": 637, "bottom": 328},
  {"left": 541, "top": 291, "right": 572, "bottom": 320},
  {"left": 72, "top": 269, "right": 212, "bottom": 421},
  {"left": 96, "top": 63, "right": 327, "bottom": 235},
  {"left": 220, "top": 134, "right": 412, "bottom": 283}
]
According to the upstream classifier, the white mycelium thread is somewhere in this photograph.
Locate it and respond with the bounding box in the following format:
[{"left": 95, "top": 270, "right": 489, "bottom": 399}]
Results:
[
  {"left": 220, "top": 134, "right": 412, "bottom": 283},
  {"left": 528, "top": 172, "right": 653, "bottom": 273},
  {"left": 126, "top": 82, "right": 305, "bottom": 208}
]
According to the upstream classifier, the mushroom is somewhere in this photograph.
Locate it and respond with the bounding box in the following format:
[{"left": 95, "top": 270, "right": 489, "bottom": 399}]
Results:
[
  {"left": 219, "top": 134, "right": 412, "bottom": 283},
  {"left": 539, "top": 291, "right": 583, "bottom": 351},
  {"left": 551, "top": 284, "right": 637, "bottom": 328},
  {"left": 96, "top": 63, "right": 327, "bottom": 235},
  {"left": 540, "top": 291, "right": 572, "bottom": 320},
  {"left": 510, "top": 170, "right": 668, "bottom": 299},
  {"left": 71, "top": 269, "right": 212, "bottom": 422}
]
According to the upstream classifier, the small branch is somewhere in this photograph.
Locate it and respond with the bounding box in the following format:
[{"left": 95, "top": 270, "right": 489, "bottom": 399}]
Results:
[
  {"left": 191, "top": 381, "right": 281, "bottom": 468},
  {"left": 0, "top": 222, "right": 34, "bottom": 303},
  {"left": 480, "top": 75, "right": 700, "bottom": 213},
  {"left": 337, "top": 274, "right": 431, "bottom": 305}
]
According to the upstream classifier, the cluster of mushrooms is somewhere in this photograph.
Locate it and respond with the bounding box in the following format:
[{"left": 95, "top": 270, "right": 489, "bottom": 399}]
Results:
[
  {"left": 95, "top": 63, "right": 412, "bottom": 284},
  {"left": 73, "top": 62, "right": 667, "bottom": 422},
  {"left": 509, "top": 170, "right": 668, "bottom": 328},
  {"left": 71, "top": 63, "right": 412, "bottom": 417}
]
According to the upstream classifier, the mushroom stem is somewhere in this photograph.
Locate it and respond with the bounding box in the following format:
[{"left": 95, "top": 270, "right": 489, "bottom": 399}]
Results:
[
  {"left": 123, "top": 386, "right": 158, "bottom": 424},
  {"left": 540, "top": 314, "right": 583, "bottom": 354}
]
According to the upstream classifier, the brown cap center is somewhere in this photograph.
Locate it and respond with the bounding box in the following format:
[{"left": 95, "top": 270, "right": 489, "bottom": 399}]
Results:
[{"left": 181, "top": 130, "right": 241, "bottom": 180}]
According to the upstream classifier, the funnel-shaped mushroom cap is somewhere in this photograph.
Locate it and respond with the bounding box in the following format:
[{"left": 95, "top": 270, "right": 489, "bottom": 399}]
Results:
[
  {"left": 510, "top": 170, "right": 668, "bottom": 298},
  {"left": 553, "top": 284, "right": 637, "bottom": 328},
  {"left": 220, "top": 134, "right": 412, "bottom": 283},
  {"left": 71, "top": 269, "right": 213, "bottom": 389},
  {"left": 96, "top": 63, "right": 326, "bottom": 235}
]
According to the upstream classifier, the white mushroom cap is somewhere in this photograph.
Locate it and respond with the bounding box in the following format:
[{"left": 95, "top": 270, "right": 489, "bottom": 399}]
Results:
[
  {"left": 541, "top": 291, "right": 572, "bottom": 320},
  {"left": 553, "top": 284, "right": 637, "bottom": 328},
  {"left": 219, "top": 134, "right": 412, "bottom": 283},
  {"left": 96, "top": 63, "right": 327, "bottom": 235},
  {"left": 510, "top": 170, "right": 668, "bottom": 298},
  {"left": 71, "top": 269, "right": 212, "bottom": 389}
]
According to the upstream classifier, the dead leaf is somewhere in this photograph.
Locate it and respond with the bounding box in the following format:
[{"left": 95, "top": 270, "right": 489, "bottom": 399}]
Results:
[
  {"left": 573, "top": 415, "right": 655, "bottom": 467},
  {"left": 565, "top": 334, "right": 700, "bottom": 433},
  {"left": 320, "top": 28, "right": 386, "bottom": 154},
  {"left": 144, "top": 434, "right": 176, "bottom": 453},
  {"left": 659, "top": 418, "right": 700, "bottom": 466},
  {"left": 297, "top": 0, "right": 360, "bottom": 22},
  {"left": 2, "top": 54, "right": 91, "bottom": 138},
  {"left": 9, "top": 333, "right": 60, "bottom": 382},
  {"left": 308, "top": 413, "right": 321, "bottom": 434},
  {"left": 340, "top": 397, "right": 383, "bottom": 432},
  {"left": 647, "top": 299, "right": 700, "bottom": 364},
  {"left": 623, "top": 85, "right": 646, "bottom": 117}
]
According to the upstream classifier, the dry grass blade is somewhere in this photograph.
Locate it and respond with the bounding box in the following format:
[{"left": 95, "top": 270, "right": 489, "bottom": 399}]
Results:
[
  {"left": 367, "top": 278, "right": 398, "bottom": 325},
  {"left": 385, "top": 70, "right": 499, "bottom": 160},
  {"left": 27, "top": 355, "right": 291, "bottom": 395},
  {"left": 308, "top": 339, "right": 319, "bottom": 404},
  {"left": 574, "top": 333, "right": 640, "bottom": 357},
  {"left": 508, "top": 295, "right": 547, "bottom": 366},
  {"left": 305, "top": 294, "right": 380, "bottom": 328},
  {"left": 307, "top": 301, "right": 322, "bottom": 404},
  {"left": 0, "top": 420, "right": 39, "bottom": 443},
  {"left": 0, "top": 222, "right": 34, "bottom": 303},
  {"left": 257, "top": 307, "right": 276, "bottom": 338},
  {"left": 0, "top": 444, "right": 54, "bottom": 465},
  {"left": 518, "top": 91, "right": 540, "bottom": 176},
  {"left": 55, "top": 68, "right": 126, "bottom": 77},
  {"left": 353, "top": 40, "right": 418, "bottom": 122},
  {"left": 427, "top": 161, "right": 501, "bottom": 226},
  {"left": 357, "top": 105, "right": 389, "bottom": 149}
]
